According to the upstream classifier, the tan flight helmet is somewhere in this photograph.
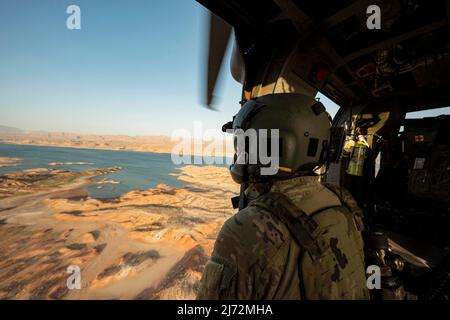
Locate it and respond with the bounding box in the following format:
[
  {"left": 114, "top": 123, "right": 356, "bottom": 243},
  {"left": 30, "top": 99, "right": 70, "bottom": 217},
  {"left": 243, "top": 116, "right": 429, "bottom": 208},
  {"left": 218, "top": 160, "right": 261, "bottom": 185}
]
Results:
[{"left": 227, "top": 93, "right": 332, "bottom": 184}]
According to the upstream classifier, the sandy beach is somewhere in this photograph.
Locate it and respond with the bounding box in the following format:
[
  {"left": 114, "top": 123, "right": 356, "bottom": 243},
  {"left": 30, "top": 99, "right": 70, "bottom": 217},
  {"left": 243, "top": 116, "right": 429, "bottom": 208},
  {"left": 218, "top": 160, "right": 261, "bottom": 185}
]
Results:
[
  {"left": 0, "top": 164, "right": 238, "bottom": 299},
  {"left": 0, "top": 157, "right": 23, "bottom": 168}
]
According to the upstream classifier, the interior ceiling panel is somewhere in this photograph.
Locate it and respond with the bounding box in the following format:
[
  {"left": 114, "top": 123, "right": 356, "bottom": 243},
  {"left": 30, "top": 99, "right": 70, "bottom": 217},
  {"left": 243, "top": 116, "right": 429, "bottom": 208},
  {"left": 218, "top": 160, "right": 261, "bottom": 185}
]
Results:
[{"left": 198, "top": 0, "right": 450, "bottom": 111}]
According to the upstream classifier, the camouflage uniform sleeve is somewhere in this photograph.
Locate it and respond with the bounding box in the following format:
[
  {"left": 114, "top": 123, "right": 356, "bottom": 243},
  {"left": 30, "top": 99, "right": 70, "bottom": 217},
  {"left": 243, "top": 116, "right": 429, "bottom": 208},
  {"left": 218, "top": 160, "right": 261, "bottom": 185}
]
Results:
[{"left": 197, "top": 206, "right": 289, "bottom": 300}]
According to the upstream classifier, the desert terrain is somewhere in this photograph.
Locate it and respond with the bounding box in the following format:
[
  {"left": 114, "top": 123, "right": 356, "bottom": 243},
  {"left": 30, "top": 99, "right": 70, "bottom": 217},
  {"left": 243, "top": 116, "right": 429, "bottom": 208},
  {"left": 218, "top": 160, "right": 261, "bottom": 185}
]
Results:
[
  {"left": 0, "top": 129, "right": 233, "bottom": 157},
  {"left": 0, "top": 161, "right": 238, "bottom": 299}
]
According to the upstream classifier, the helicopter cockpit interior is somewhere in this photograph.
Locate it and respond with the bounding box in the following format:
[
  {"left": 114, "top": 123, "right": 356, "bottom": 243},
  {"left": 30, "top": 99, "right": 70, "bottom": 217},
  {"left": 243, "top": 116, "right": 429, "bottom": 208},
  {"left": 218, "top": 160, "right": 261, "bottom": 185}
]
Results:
[{"left": 198, "top": 0, "right": 450, "bottom": 299}]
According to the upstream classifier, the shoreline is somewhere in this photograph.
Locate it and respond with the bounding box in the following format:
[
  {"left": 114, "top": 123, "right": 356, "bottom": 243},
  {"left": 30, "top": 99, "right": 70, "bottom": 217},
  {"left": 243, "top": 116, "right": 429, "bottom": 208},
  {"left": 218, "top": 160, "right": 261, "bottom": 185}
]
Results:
[
  {"left": 0, "top": 142, "right": 232, "bottom": 201},
  {"left": 0, "top": 141, "right": 176, "bottom": 156},
  {"left": 0, "top": 140, "right": 234, "bottom": 158},
  {"left": 0, "top": 166, "right": 122, "bottom": 199}
]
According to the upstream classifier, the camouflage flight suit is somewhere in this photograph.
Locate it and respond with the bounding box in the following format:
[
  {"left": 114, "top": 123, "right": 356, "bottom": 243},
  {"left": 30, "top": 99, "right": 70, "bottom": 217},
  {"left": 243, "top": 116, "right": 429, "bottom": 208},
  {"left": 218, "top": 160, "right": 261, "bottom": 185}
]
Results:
[{"left": 197, "top": 176, "right": 370, "bottom": 300}]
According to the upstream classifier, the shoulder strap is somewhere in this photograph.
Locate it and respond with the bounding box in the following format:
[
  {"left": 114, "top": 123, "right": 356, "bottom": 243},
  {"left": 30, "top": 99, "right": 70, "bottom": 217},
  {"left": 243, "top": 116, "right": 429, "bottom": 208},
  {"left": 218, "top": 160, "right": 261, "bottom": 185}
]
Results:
[
  {"left": 249, "top": 192, "right": 326, "bottom": 261},
  {"left": 322, "top": 183, "right": 366, "bottom": 231}
]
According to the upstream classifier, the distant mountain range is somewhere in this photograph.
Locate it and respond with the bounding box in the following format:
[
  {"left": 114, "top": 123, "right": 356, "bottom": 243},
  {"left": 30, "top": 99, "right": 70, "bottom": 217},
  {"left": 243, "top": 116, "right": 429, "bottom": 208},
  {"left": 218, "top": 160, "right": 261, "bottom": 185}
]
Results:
[
  {"left": 0, "top": 125, "right": 22, "bottom": 132},
  {"left": 0, "top": 126, "right": 233, "bottom": 156}
]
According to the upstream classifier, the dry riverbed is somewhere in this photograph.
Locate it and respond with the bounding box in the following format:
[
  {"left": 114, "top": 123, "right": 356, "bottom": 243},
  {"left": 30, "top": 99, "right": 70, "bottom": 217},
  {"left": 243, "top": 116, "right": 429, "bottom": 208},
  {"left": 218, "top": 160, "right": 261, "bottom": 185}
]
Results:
[{"left": 0, "top": 165, "right": 238, "bottom": 299}]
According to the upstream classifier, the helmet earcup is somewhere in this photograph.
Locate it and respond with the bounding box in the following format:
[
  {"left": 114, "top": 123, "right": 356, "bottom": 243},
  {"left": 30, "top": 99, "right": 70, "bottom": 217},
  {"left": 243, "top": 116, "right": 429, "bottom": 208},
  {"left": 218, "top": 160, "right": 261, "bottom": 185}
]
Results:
[{"left": 230, "top": 163, "right": 244, "bottom": 184}]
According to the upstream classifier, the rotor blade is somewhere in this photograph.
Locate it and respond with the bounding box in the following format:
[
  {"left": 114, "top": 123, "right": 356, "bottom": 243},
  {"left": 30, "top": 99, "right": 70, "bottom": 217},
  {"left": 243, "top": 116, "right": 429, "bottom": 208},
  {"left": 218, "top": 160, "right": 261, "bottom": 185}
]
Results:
[
  {"left": 206, "top": 12, "right": 232, "bottom": 108},
  {"left": 230, "top": 39, "right": 245, "bottom": 84}
]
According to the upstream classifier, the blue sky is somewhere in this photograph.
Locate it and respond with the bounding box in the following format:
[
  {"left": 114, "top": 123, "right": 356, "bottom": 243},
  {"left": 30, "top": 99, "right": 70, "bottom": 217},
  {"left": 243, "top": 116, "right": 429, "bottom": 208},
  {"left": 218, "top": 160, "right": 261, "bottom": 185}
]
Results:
[
  {"left": 0, "top": 1, "right": 446, "bottom": 136},
  {"left": 0, "top": 0, "right": 242, "bottom": 135},
  {"left": 0, "top": 0, "right": 340, "bottom": 136}
]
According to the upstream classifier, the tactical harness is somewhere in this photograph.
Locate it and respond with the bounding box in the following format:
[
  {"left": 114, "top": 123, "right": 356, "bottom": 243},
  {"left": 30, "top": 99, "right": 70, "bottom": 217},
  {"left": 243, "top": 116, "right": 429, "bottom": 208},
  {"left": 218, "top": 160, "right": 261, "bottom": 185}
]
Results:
[
  {"left": 245, "top": 184, "right": 369, "bottom": 299},
  {"left": 248, "top": 183, "right": 366, "bottom": 262},
  {"left": 246, "top": 184, "right": 416, "bottom": 300}
]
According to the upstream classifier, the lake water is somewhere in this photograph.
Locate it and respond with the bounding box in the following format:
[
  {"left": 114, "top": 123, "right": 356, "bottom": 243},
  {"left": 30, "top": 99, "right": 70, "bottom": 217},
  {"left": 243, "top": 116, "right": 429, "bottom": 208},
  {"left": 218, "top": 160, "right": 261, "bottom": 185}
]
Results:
[{"left": 0, "top": 143, "right": 229, "bottom": 199}]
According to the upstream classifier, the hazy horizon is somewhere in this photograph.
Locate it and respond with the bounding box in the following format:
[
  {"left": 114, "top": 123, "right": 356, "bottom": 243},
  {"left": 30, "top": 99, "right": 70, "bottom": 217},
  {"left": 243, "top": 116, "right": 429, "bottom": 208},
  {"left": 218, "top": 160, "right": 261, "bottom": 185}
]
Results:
[{"left": 0, "top": 0, "right": 345, "bottom": 137}]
